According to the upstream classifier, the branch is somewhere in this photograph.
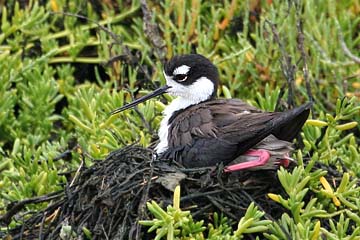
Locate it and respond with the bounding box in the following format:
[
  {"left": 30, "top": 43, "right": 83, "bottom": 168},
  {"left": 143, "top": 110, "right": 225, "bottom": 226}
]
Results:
[
  {"left": 295, "top": 3, "right": 314, "bottom": 105},
  {"left": 265, "top": 20, "right": 296, "bottom": 108},
  {"left": 0, "top": 191, "right": 63, "bottom": 225},
  {"left": 140, "top": 0, "right": 167, "bottom": 62},
  {"left": 336, "top": 19, "right": 360, "bottom": 64}
]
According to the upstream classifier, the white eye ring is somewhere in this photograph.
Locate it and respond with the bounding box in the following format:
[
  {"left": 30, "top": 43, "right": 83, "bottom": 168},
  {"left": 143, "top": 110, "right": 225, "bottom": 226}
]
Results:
[
  {"left": 178, "top": 76, "right": 187, "bottom": 82},
  {"left": 173, "top": 74, "right": 188, "bottom": 82}
]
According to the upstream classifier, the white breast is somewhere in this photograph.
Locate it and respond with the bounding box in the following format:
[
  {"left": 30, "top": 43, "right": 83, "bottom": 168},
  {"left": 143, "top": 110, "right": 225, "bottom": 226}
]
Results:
[
  {"left": 155, "top": 97, "right": 195, "bottom": 154},
  {"left": 156, "top": 76, "right": 215, "bottom": 154}
]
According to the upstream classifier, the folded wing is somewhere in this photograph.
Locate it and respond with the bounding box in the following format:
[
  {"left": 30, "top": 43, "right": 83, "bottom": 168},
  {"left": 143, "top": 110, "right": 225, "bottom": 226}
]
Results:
[{"left": 161, "top": 99, "right": 311, "bottom": 167}]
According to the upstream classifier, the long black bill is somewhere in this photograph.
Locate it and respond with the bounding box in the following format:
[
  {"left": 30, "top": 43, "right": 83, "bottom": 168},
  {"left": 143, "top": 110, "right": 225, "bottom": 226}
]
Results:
[{"left": 110, "top": 85, "right": 171, "bottom": 115}]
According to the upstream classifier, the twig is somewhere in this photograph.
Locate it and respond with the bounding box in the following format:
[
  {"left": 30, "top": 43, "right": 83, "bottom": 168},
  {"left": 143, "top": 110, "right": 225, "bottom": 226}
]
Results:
[
  {"left": 102, "top": 224, "right": 110, "bottom": 240},
  {"left": 0, "top": 191, "right": 63, "bottom": 225},
  {"left": 134, "top": 153, "right": 156, "bottom": 240},
  {"left": 265, "top": 20, "right": 296, "bottom": 108},
  {"left": 104, "top": 54, "right": 134, "bottom": 67},
  {"left": 51, "top": 11, "right": 121, "bottom": 43},
  {"left": 19, "top": 220, "right": 25, "bottom": 240},
  {"left": 140, "top": 0, "right": 167, "bottom": 62},
  {"left": 207, "top": 196, "right": 238, "bottom": 220},
  {"left": 180, "top": 188, "right": 234, "bottom": 201},
  {"left": 275, "top": 83, "right": 287, "bottom": 111},
  {"left": 52, "top": 149, "right": 72, "bottom": 162},
  {"left": 69, "top": 149, "right": 85, "bottom": 187},
  {"left": 336, "top": 19, "right": 360, "bottom": 64},
  {"left": 214, "top": 46, "right": 252, "bottom": 64},
  {"left": 109, "top": 197, "right": 125, "bottom": 239},
  {"left": 39, "top": 211, "right": 47, "bottom": 240},
  {"left": 51, "top": 11, "right": 156, "bottom": 89},
  {"left": 295, "top": 3, "right": 314, "bottom": 105}
]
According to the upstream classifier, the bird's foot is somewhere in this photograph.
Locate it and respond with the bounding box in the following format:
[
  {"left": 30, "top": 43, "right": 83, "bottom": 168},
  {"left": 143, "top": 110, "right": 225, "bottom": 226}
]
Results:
[
  {"left": 224, "top": 149, "right": 270, "bottom": 172},
  {"left": 224, "top": 145, "right": 294, "bottom": 172},
  {"left": 279, "top": 153, "right": 292, "bottom": 168},
  {"left": 224, "top": 150, "right": 292, "bottom": 172}
]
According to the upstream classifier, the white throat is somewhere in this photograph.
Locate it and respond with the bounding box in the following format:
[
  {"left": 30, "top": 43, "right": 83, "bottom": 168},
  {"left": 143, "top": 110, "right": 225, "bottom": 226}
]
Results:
[{"left": 155, "top": 76, "right": 215, "bottom": 154}]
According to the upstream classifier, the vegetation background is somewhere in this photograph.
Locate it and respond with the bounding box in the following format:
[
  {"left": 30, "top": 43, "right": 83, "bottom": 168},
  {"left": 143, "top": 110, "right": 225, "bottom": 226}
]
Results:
[{"left": 0, "top": 0, "right": 359, "bottom": 239}]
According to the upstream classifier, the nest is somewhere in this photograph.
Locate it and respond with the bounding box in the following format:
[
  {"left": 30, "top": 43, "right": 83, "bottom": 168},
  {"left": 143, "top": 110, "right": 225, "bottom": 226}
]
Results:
[{"left": 2, "top": 145, "right": 290, "bottom": 239}]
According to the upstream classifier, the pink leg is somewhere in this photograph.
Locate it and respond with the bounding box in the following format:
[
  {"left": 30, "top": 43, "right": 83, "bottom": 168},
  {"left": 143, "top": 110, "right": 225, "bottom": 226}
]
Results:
[
  {"left": 279, "top": 158, "right": 290, "bottom": 168},
  {"left": 224, "top": 149, "right": 271, "bottom": 172}
]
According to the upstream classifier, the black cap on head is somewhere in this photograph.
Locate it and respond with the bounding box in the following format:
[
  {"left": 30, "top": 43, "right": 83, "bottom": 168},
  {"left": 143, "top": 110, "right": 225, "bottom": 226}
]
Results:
[{"left": 164, "top": 54, "right": 219, "bottom": 98}]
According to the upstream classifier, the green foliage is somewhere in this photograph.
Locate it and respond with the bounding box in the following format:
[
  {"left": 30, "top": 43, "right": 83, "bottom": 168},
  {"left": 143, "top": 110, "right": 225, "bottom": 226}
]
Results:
[
  {"left": 252, "top": 92, "right": 360, "bottom": 239},
  {"left": 303, "top": 97, "right": 360, "bottom": 173},
  {"left": 0, "top": 0, "right": 147, "bottom": 216},
  {"left": 0, "top": 0, "right": 359, "bottom": 238},
  {"left": 265, "top": 153, "right": 360, "bottom": 239},
  {"left": 140, "top": 186, "right": 271, "bottom": 239},
  {"left": 139, "top": 186, "right": 205, "bottom": 239},
  {"left": 207, "top": 213, "right": 233, "bottom": 238},
  {"left": 265, "top": 166, "right": 326, "bottom": 239},
  {"left": 249, "top": 83, "right": 283, "bottom": 111}
]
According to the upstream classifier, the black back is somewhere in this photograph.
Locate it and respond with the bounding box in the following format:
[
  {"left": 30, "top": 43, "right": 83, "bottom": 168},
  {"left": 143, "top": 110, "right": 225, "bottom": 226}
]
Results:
[{"left": 160, "top": 100, "right": 312, "bottom": 168}]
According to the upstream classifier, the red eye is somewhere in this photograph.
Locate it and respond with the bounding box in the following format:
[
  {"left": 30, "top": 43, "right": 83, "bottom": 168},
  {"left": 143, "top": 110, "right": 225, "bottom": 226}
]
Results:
[{"left": 174, "top": 74, "right": 187, "bottom": 82}]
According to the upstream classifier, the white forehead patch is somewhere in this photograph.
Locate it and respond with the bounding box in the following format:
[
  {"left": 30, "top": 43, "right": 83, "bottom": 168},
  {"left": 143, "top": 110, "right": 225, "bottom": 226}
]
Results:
[{"left": 173, "top": 65, "right": 190, "bottom": 75}]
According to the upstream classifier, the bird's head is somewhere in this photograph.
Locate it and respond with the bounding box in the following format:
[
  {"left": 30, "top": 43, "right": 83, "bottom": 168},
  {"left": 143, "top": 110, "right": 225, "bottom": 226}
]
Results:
[
  {"left": 110, "top": 54, "right": 219, "bottom": 115},
  {"left": 163, "top": 54, "right": 219, "bottom": 100}
]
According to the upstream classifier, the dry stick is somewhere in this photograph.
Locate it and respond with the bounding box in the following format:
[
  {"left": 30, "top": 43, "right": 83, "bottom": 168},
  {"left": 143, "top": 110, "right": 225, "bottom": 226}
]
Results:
[
  {"left": 265, "top": 20, "right": 296, "bottom": 108},
  {"left": 110, "top": 200, "right": 127, "bottom": 239},
  {"left": 336, "top": 20, "right": 360, "bottom": 64},
  {"left": 101, "top": 224, "right": 110, "bottom": 240},
  {"left": 275, "top": 83, "right": 287, "bottom": 111},
  {"left": 134, "top": 153, "right": 156, "bottom": 240},
  {"left": 191, "top": 204, "right": 213, "bottom": 218},
  {"left": 39, "top": 211, "right": 47, "bottom": 240},
  {"left": 121, "top": 189, "right": 142, "bottom": 239},
  {"left": 180, "top": 188, "right": 234, "bottom": 201},
  {"left": 19, "top": 220, "right": 25, "bottom": 240},
  {"left": 207, "top": 196, "right": 238, "bottom": 220},
  {"left": 38, "top": 202, "right": 65, "bottom": 238},
  {"left": 50, "top": 11, "right": 121, "bottom": 48},
  {"left": 54, "top": 10, "right": 166, "bottom": 134},
  {"left": 140, "top": 0, "right": 167, "bottom": 62},
  {"left": 296, "top": 12, "right": 314, "bottom": 105},
  {"left": 53, "top": 149, "right": 72, "bottom": 162},
  {"left": 211, "top": 197, "right": 247, "bottom": 211},
  {"left": 0, "top": 191, "right": 63, "bottom": 225},
  {"left": 51, "top": 11, "right": 156, "bottom": 88},
  {"left": 69, "top": 155, "right": 84, "bottom": 187}
]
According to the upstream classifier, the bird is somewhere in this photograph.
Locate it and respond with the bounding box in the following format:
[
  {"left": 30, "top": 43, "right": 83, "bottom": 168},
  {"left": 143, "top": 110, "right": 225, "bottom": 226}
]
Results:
[{"left": 111, "top": 54, "right": 312, "bottom": 171}]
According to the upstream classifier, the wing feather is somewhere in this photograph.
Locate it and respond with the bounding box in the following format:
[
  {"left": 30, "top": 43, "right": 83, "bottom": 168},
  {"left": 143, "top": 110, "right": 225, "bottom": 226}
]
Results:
[{"left": 162, "top": 99, "right": 311, "bottom": 167}]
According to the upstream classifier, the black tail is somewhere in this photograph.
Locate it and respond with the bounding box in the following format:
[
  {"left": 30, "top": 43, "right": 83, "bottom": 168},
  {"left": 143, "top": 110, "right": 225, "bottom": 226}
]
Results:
[
  {"left": 227, "top": 102, "right": 313, "bottom": 165},
  {"left": 271, "top": 102, "right": 313, "bottom": 141}
]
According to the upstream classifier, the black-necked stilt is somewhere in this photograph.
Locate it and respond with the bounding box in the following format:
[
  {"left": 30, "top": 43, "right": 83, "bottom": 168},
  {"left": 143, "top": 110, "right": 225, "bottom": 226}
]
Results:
[{"left": 111, "top": 54, "right": 312, "bottom": 171}]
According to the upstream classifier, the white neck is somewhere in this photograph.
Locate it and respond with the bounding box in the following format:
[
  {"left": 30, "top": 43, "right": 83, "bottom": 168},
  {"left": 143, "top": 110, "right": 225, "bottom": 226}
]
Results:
[
  {"left": 155, "top": 97, "right": 204, "bottom": 154},
  {"left": 155, "top": 76, "right": 215, "bottom": 154}
]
